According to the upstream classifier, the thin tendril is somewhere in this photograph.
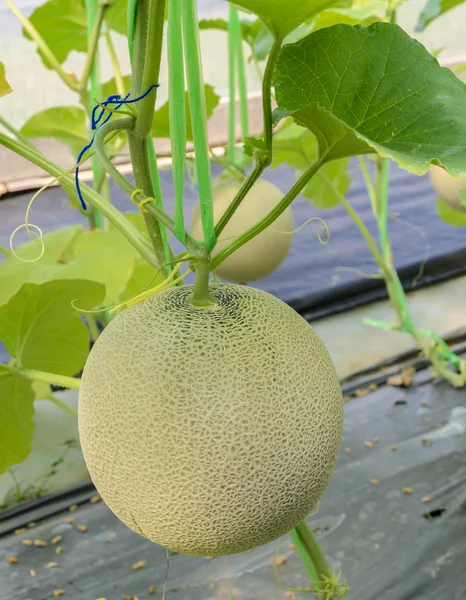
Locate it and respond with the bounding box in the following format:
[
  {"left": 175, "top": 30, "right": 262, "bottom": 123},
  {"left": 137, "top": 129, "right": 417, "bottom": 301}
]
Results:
[{"left": 269, "top": 216, "right": 331, "bottom": 244}]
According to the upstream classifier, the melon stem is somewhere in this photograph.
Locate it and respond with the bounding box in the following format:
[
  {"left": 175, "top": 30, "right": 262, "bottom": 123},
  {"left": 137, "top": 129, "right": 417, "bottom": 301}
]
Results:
[
  {"left": 190, "top": 260, "right": 214, "bottom": 307},
  {"left": 292, "top": 520, "right": 332, "bottom": 593}
]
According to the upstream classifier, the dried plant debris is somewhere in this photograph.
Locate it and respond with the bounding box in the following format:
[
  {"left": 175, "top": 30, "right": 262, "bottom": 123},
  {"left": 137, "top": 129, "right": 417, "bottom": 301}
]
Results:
[
  {"left": 132, "top": 561, "right": 146, "bottom": 570},
  {"left": 388, "top": 365, "right": 415, "bottom": 387}
]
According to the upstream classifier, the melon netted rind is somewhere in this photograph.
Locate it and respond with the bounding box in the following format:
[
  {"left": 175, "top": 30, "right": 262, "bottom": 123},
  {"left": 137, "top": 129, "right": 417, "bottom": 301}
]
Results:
[
  {"left": 191, "top": 178, "right": 294, "bottom": 282},
  {"left": 79, "top": 284, "right": 343, "bottom": 557}
]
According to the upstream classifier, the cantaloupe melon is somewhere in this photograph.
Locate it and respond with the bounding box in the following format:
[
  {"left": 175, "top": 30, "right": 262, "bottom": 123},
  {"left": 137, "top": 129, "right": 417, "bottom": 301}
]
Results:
[
  {"left": 429, "top": 165, "right": 466, "bottom": 212},
  {"left": 191, "top": 178, "right": 293, "bottom": 283},
  {"left": 79, "top": 284, "right": 343, "bottom": 556}
]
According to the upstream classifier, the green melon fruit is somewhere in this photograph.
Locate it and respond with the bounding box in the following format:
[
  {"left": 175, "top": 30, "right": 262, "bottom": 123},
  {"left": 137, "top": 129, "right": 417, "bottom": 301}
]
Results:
[
  {"left": 429, "top": 165, "right": 466, "bottom": 213},
  {"left": 191, "top": 178, "right": 294, "bottom": 283},
  {"left": 79, "top": 284, "right": 343, "bottom": 557}
]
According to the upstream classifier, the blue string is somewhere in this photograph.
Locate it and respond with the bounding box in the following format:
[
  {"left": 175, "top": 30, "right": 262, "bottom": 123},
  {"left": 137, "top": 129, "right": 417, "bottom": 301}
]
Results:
[{"left": 75, "top": 83, "right": 159, "bottom": 210}]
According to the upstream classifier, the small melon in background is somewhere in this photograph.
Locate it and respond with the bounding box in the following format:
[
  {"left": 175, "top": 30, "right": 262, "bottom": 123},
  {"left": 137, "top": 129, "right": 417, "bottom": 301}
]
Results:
[
  {"left": 191, "top": 178, "right": 294, "bottom": 283},
  {"left": 429, "top": 165, "right": 466, "bottom": 213}
]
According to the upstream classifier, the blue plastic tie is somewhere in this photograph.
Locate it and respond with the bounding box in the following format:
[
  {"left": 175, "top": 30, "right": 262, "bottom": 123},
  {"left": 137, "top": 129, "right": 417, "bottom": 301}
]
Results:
[{"left": 75, "top": 84, "right": 159, "bottom": 210}]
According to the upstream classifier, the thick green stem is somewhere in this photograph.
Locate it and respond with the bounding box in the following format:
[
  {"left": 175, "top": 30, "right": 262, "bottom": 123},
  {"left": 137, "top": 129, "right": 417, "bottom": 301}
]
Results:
[
  {"left": 47, "top": 393, "right": 78, "bottom": 418},
  {"left": 213, "top": 160, "right": 323, "bottom": 268},
  {"left": 0, "top": 115, "right": 36, "bottom": 148},
  {"left": 20, "top": 369, "right": 81, "bottom": 390},
  {"left": 93, "top": 118, "right": 202, "bottom": 259},
  {"left": 4, "top": 0, "right": 80, "bottom": 91},
  {"left": 0, "top": 244, "right": 11, "bottom": 257},
  {"left": 130, "top": 0, "right": 166, "bottom": 138},
  {"left": 0, "top": 132, "right": 157, "bottom": 266},
  {"left": 84, "top": 0, "right": 106, "bottom": 230},
  {"left": 293, "top": 520, "right": 332, "bottom": 591},
  {"left": 214, "top": 40, "right": 281, "bottom": 238},
  {"left": 190, "top": 259, "right": 214, "bottom": 307}
]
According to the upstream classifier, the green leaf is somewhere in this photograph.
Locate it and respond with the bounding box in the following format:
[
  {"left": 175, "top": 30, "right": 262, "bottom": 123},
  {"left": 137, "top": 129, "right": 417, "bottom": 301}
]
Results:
[
  {"left": 20, "top": 107, "right": 88, "bottom": 156},
  {"left": 0, "top": 366, "right": 35, "bottom": 474},
  {"left": 436, "top": 197, "right": 466, "bottom": 226},
  {"left": 0, "top": 280, "right": 104, "bottom": 375},
  {"left": 415, "top": 0, "right": 464, "bottom": 32},
  {"left": 0, "top": 62, "right": 12, "bottom": 97},
  {"left": 25, "top": 0, "right": 128, "bottom": 68},
  {"left": 244, "top": 136, "right": 266, "bottom": 157},
  {"left": 1, "top": 226, "right": 136, "bottom": 307},
  {"left": 272, "top": 121, "right": 350, "bottom": 208},
  {"left": 152, "top": 84, "right": 220, "bottom": 140},
  {"left": 25, "top": 0, "right": 87, "bottom": 68},
  {"left": 226, "top": 0, "right": 350, "bottom": 40},
  {"left": 105, "top": 0, "right": 127, "bottom": 34},
  {"left": 274, "top": 23, "right": 466, "bottom": 175},
  {"left": 311, "top": 2, "right": 386, "bottom": 31}
]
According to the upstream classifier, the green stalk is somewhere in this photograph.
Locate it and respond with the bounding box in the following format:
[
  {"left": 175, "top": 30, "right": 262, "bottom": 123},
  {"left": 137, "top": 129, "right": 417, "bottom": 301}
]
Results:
[
  {"left": 213, "top": 159, "right": 323, "bottom": 268},
  {"left": 47, "top": 393, "right": 78, "bottom": 418},
  {"left": 84, "top": 0, "right": 106, "bottom": 230},
  {"left": 20, "top": 369, "right": 81, "bottom": 390},
  {"left": 129, "top": 0, "right": 166, "bottom": 138},
  {"left": 0, "top": 132, "right": 158, "bottom": 267},
  {"left": 0, "top": 115, "right": 36, "bottom": 148},
  {"left": 214, "top": 40, "right": 281, "bottom": 238},
  {"left": 289, "top": 528, "right": 319, "bottom": 586},
  {"left": 293, "top": 520, "right": 332, "bottom": 592},
  {"left": 227, "top": 6, "right": 237, "bottom": 163},
  {"left": 0, "top": 244, "right": 11, "bottom": 257},
  {"left": 233, "top": 10, "right": 249, "bottom": 141},
  {"left": 80, "top": 0, "right": 107, "bottom": 93},
  {"left": 4, "top": 0, "right": 80, "bottom": 91},
  {"left": 182, "top": 0, "right": 216, "bottom": 251},
  {"left": 87, "top": 315, "right": 100, "bottom": 342},
  {"left": 128, "top": 0, "right": 171, "bottom": 273},
  {"left": 190, "top": 259, "right": 214, "bottom": 307},
  {"left": 93, "top": 118, "right": 202, "bottom": 259}
]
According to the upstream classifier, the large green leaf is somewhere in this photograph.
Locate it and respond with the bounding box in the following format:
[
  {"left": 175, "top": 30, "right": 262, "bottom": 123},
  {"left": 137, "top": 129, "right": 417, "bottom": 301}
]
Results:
[
  {"left": 0, "top": 280, "right": 104, "bottom": 375},
  {"left": 274, "top": 23, "right": 466, "bottom": 175},
  {"left": 227, "top": 0, "right": 350, "bottom": 40},
  {"left": 25, "top": 0, "right": 87, "bottom": 67},
  {"left": 20, "top": 107, "right": 88, "bottom": 156},
  {"left": 436, "top": 197, "right": 466, "bottom": 226},
  {"left": 25, "top": 0, "right": 128, "bottom": 68},
  {"left": 151, "top": 85, "right": 220, "bottom": 140},
  {"left": 415, "top": 0, "right": 465, "bottom": 32},
  {"left": 273, "top": 121, "right": 350, "bottom": 208},
  {"left": 0, "top": 366, "right": 35, "bottom": 474},
  {"left": 1, "top": 226, "right": 136, "bottom": 307},
  {"left": 0, "top": 62, "right": 12, "bottom": 97}
]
